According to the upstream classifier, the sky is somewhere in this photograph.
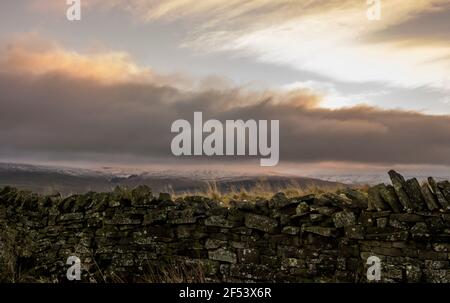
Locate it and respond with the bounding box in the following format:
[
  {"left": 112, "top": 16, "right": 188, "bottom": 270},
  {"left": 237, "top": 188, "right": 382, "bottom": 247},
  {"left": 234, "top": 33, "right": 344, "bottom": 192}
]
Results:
[{"left": 0, "top": 0, "right": 450, "bottom": 175}]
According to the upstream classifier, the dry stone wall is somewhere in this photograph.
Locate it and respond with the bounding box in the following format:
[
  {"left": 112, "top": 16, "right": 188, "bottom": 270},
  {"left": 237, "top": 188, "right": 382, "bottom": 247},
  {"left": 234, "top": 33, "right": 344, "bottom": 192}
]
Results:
[{"left": 1, "top": 170, "right": 450, "bottom": 283}]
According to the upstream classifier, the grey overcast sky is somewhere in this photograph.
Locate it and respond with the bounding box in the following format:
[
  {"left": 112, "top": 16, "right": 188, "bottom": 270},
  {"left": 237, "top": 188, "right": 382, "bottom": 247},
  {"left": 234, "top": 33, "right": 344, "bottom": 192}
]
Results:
[{"left": 0, "top": 0, "right": 450, "bottom": 173}]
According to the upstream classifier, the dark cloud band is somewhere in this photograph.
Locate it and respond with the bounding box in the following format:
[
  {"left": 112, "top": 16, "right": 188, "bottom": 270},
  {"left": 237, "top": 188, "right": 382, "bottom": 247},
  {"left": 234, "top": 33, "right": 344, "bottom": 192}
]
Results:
[{"left": 1, "top": 71, "right": 450, "bottom": 166}]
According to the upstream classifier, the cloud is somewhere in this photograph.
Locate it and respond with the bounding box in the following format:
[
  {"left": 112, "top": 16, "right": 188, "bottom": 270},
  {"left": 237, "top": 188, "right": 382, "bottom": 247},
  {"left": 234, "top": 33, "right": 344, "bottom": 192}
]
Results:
[
  {"left": 27, "top": 1, "right": 450, "bottom": 91},
  {"left": 0, "top": 34, "right": 196, "bottom": 90},
  {"left": 178, "top": 0, "right": 450, "bottom": 91},
  {"left": 367, "top": 4, "right": 450, "bottom": 44},
  {"left": 1, "top": 39, "right": 450, "bottom": 168},
  {"left": 281, "top": 80, "right": 389, "bottom": 109},
  {"left": 0, "top": 34, "right": 154, "bottom": 84}
]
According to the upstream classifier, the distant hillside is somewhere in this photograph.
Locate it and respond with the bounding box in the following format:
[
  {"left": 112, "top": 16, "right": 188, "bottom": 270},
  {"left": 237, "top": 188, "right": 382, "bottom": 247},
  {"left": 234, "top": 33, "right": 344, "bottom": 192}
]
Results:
[{"left": 0, "top": 162, "right": 344, "bottom": 196}]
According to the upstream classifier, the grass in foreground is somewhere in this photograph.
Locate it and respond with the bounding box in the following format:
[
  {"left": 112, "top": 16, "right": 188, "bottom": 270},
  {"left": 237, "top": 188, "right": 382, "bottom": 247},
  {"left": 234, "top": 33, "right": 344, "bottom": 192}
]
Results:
[{"left": 175, "top": 180, "right": 352, "bottom": 205}]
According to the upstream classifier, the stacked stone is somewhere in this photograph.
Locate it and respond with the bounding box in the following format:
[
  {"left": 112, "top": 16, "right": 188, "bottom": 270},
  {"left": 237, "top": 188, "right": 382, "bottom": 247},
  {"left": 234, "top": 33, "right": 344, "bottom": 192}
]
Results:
[
  {"left": 367, "top": 170, "right": 450, "bottom": 213},
  {"left": 0, "top": 171, "right": 449, "bottom": 283}
]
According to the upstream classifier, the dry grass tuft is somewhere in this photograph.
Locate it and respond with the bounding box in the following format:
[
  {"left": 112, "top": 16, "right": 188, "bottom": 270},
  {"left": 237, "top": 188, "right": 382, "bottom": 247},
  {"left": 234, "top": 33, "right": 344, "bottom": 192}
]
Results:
[
  {"left": 176, "top": 179, "right": 346, "bottom": 204},
  {"left": 141, "top": 261, "right": 206, "bottom": 283}
]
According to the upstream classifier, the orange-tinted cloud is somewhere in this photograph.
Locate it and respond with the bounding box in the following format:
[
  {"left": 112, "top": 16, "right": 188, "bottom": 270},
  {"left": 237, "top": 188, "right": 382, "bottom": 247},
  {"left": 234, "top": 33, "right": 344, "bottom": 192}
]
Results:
[{"left": 0, "top": 35, "right": 152, "bottom": 84}]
